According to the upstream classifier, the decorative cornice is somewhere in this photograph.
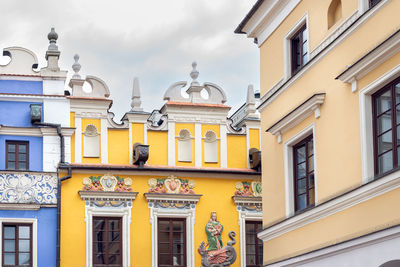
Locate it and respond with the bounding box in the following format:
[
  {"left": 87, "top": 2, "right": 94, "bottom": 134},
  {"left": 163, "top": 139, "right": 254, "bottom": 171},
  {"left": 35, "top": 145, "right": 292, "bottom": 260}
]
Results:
[
  {"left": 233, "top": 196, "right": 262, "bottom": 212},
  {"left": 144, "top": 193, "right": 202, "bottom": 209},
  {"left": 258, "top": 168, "right": 400, "bottom": 243},
  {"left": 79, "top": 190, "right": 138, "bottom": 202},
  {"left": 266, "top": 93, "right": 325, "bottom": 143},
  {"left": 336, "top": 28, "right": 400, "bottom": 92},
  {"left": 0, "top": 126, "right": 74, "bottom": 137}
]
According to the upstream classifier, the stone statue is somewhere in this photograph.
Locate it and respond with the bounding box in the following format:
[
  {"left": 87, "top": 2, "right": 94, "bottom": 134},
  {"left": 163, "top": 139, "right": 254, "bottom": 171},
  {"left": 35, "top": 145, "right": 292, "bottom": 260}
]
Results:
[{"left": 198, "top": 212, "right": 237, "bottom": 266}]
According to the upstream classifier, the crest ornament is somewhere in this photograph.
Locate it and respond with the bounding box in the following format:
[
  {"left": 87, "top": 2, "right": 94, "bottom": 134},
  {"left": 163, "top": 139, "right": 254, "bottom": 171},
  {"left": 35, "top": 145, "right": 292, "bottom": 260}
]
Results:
[
  {"left": 82, "top": 175, "right": 133, "bottom": 192},
  {"left": 251, "top": 181, "right": 262, "bottom": 197},
  {"left": 83, "top": 177, "right": 91, "bottom": 186},
  {"left": 165, "top": 175, "right": 181, "bottom": 194},
  {"left": 147, "top": 176, "right": 196, "bottom": 194},
  {"left": 100, "top": 174, "right": 117, "bottom": 191},
  {"left": 234, "top": 181, "right": 261, "bottom": 197}
]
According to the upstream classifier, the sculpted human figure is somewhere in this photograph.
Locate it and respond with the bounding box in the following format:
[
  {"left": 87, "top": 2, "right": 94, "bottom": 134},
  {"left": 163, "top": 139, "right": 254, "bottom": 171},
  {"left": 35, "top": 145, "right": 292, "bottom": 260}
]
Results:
[{"left": 205, "top": 211, "right": 223, "bottom": 251}]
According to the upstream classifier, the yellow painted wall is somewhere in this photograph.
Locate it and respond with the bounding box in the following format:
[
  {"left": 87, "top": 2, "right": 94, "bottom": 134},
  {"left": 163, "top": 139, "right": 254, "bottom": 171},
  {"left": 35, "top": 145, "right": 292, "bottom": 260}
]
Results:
[
  {"left": 60, "top": 172, "right": 246, "bottom": 267},
  {"left": 249, "top": 128, "right": 260, "bottom": 150},
  {"left": 108, "top": 129, "right": 129, "bottom": 164},
  {"left": 227, "top": 135, "right": 247, "bottom": 169},
  {"left": 132, "top": 123, "right": 144, "bottom": 144},
  {"left": 202, "top": 124, "right": 220, "bottom": 167},
  {"left": 81, "top": 118, "right": 101, "bottom": 164},
  {"left": 70, "top": 112, "right": 75, "bottom": 163},
  {"left": 175, "top": 123, "right": 195, "bottom": 167},
  {"left": 147, "top": 130, "right": 168, "bottom": 165},
  {"left": 258, "top": 0, "right": 400, "bottom": 263}
]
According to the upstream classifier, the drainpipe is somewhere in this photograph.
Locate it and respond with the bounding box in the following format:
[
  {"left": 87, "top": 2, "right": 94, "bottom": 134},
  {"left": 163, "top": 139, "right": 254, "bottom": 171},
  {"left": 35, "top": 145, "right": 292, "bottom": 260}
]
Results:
[{"left": 33, "top": 122, "right": 71, "bottom": 267}]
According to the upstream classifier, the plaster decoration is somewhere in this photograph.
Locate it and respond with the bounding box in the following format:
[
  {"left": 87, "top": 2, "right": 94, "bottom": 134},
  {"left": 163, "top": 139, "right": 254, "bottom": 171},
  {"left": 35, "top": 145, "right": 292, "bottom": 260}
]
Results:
[
  {"left": 198, "top": 212, "right": 237, "bottom": 266},
  {"left": 72, "top": 54, "right": 81, "bottom": 79},
  {"left": 83, "top": 124, "right": 100, "bottom": 157},
  {"left": 178, "top": 129, "right": 192, "bottom": 162},
  {"left": 204, "top": 131, "right": 218, "bottom": 163},
  {"left": 148, "top": 176, "right": 196, "bottom": 194},
  {"left": 107, "top": 112, "right": 129, "bottom": 129},
  {"left": 71, "top": 71, "right": 110, "bottom": 98},
  {"left": 147, "top": 110, "right": 168, "bottom": 130},
  {"left": 0, "top": 47, "right": 39, "bottom": 76},
  {"left": 251, "top": 181, "right": 262, "bottom": 197},
  {"left": 0, "top": 172, "right": 57, "bottom": 204},
  {"left": 79, "top": 190, "right": 138, "bottom": 208},
  {"left": 145, "top": 192, "right": 201, "bottom": 209},
  {"left": 131, "top": 77, "right": 143, "bottom": 111},
  {"left": 82, "top": 174, "right": 133, "bottom": 192},
  {"left": 234, "top": 181, "right": 262, "bottom": 197},
  {"left": 226, "top": 118, "right": 246, "bottom": 135},
  {"left": 233, "top": 196, "right": 262, "bottom": 212}
]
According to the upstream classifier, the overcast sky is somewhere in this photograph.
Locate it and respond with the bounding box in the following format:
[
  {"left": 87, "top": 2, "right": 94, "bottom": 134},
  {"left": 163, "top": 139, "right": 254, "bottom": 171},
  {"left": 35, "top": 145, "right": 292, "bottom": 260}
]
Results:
[{"left": 0, "top": 0, "right": 259, "bottom": 121}]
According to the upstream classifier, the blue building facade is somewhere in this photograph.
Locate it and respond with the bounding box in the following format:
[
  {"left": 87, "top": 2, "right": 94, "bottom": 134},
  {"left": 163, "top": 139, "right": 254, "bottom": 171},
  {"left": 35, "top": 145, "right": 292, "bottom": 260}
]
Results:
[{"left": 0, "top": 30, "right": 71, "bottom": 267}]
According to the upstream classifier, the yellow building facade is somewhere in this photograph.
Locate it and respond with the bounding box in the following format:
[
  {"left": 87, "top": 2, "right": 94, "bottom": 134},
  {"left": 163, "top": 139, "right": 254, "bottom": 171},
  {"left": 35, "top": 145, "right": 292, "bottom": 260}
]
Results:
[
  {"left": 59, "top": 60, "right": 262, "bottom": 266},
  {"left": 237, "top": 0, "right": 400, "bottom": 266}
]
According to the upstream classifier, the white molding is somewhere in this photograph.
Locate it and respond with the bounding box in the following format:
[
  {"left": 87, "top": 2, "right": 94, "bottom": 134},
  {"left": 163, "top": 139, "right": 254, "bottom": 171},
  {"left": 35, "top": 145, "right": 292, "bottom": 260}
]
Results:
[
  {"left": 266, "top": 224, "right": 400, "bottom": 266},
  {"left": 267, "top": 94, "right": 325, "bottom": 143},
  {"left": 246, "top": 127, "right": 250, "bottom": 168},
  {"left": 0, "top": 218, "right": 37, "bottom": 267},
  {"left": 144, "top": 123, "right": 148, "bottom": 145},
  {"left": 337, "top": 29, "right": 400, "bottom": 92},
  {"left": 168, "top": 121, "right": 175, "bottom": 166},
  {"left": 0, "top": 126, "right": 74, "bottom": 137},
  {"left": 283, "top": 124, "right": 316, "bottom": 217},
  {"left": 258, "top": 0, "right": 390, "bottom": 112},
  {"left": 75, "top": 117, "right": 82, "bottom": 163},
  {"left": 258, "top": 168, "right": 400, "bottom": 243},
  {"left": 220, "top": 124, "right": 228, "bottom": 168},
  {"left": 237, "top": 210, "right": 262, "bottom": 267},
  {"left": 101, "top": 118, "right": 108, "bottom": 164},
  {"left": 283, "top": 13, "right": 309, "bottom": 80},
  {"left": 0, "top": 94, "right": 65, "bottom": 103},
  {"left": 195, "top": 123, "right": 202, "bottom": 167},
  {"left": 359, "top": 64, "right": 400, "bottom": 183},
  {"left": 129, "top": 123, "right": 133, "bottom": 165}
]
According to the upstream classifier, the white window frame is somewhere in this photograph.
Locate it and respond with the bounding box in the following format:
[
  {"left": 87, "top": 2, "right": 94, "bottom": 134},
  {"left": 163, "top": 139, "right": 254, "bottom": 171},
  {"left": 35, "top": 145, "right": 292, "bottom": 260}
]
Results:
[
  {"left": 283, "top": 13, "right": 309, "bottom": 80},
  {"left": 83, "top": 124, "right": 100, "bottom": 158},
  {"left": 177, "top": 129, "right": 193, "bottom": 162},
  {"left": 0, "top": 218, "right": 37, "bottom": 267},
  {"left": 237, "top": 210, "right": 262, "bottom": 267},
  {"left": 283, "top": 123, "right": 318, "bottom": 217},
  {"left": 149, "top": 206, "right": 196, "bottom": 267},
  {"left": 359, "top": 64, "right": 400, "bottom": 184},
  {"left": 203, "top": 130, "right": 219, "bottom": 163},
  {"left": 84, "top": 205, "right": 131, "bottom": 267}
]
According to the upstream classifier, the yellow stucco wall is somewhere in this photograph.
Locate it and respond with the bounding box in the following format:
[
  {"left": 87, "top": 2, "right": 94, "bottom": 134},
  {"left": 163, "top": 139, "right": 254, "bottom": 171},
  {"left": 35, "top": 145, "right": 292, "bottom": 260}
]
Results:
[
  {"left": 258, "top": 0, "right": 400, "bottom": 263},
  {"left": 175, "top": 123, "right": 195, "bottom": 167},
  {"left": 227, "top": 135, "right": 247, "bottom": 168},
  {"left": 147, "top": 130, "right": 168, "bottom": 165},
  {"left": 132, "top": 123, "right": 144, "bottom": 144},
  {"left": 249, "top": 128, "right": 260, "bottom": 150},
  {"left": 81, "top": 118, "right": 101, "bottom": 164},
  {"left": 108, "top": 129, "right": 129, "bottom": 164},
  {"left": 60, "top": 172, "right": 246, "bottom": 267}
]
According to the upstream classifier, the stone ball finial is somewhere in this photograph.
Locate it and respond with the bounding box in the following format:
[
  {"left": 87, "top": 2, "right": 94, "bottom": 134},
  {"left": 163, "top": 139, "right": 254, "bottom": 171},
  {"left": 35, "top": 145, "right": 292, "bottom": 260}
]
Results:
[
  {"left": 47, "top": 27, "right": 59, "bottom": 51},
  {"left": 190, "top": 61, "right": 199, "bottom": 85},
  {"left": 72, "top": 54, "right": 81, "bottom": 79}
]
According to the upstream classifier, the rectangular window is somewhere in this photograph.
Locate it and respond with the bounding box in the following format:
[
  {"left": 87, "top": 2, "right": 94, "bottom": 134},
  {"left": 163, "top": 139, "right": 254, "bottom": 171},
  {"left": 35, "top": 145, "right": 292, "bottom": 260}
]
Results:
[
  {"left": 291, "top": 25, "right": 308, "bottom": 75},
  {"left": 245, "top": 221, "right": 263, "bottom": 267},
  {"left": 158, "top": 218, "right": 186, "bottom": 267},
  {"left": 372, "top": 78, "right": 400, "bottom": 175},
  {"left": 293, "top": 135, "right": 315, "bottom": 212},
  {"left": 6, "top": 141, "right": 29, "bottom": 171},
  {"left": 369, "top": 0, "right": 381, "bottom": 8},
  {"left": 93, "top": 217, "right": 122, "bottom": 267},
  {"left": 2, "top": 223, "right": 32, "bottom": 267}
]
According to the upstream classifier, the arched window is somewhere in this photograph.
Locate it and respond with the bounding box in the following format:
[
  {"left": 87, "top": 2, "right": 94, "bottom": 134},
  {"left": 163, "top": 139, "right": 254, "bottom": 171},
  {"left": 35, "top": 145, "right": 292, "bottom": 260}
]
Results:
[
  {"left": 83, "top": 124, "right": 99, "bottom": 157},
  {"left": 328, "top": 0, "right": 342, "bottom": 29},
  {"left": 178, "top": 129, "right": 192, "bottom": 162},
  {"left": 204, "top": 131, "right": 218, "bottom": 163}
]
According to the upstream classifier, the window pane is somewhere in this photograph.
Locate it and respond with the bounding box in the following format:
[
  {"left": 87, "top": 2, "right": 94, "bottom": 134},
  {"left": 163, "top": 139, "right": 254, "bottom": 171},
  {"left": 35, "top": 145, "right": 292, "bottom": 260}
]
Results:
[
  {"left": 173, "top": 221, "right": 184, "bottom": 232},
  {"left": 158, "top": 253, "right": 170, "bottom": 264},
  {"left": 308, "top": 155, "right": 314, "bottom": 172},
  {"left": 19, "top": 226, "right": 30, "bottom": 239},
  {"left": 94, "top": 231, "right": 105, "bottom": 242},
  {"left": 4, "top": 253, "right": 15, "bottom": 265},
  {"left": 246, "top": 233, "right": 255, "bottom": 244},
  {"left": 396, "top": 83, "right": 400, "bottom": 104},
  {"left": 173, "top": 232, "right": 184, "bottom": 243},
  {"left": 378, "top": 151, "right": 393, "bottom": 174},
  {"left": 297, "top": 178, "right": 306, "bottom": 194},
  {"left": 173, "top": 243, "right": 184, "bottom": 254},
  {"left": 378, "top": 130, "right": 393, "bottom": 154},
  {"left": 4, "top": 226, "right": 15, "bottom": 239},
  {"left": 109, "top": 219, "right": 120, "bottom": 231},
  {"left": 109, "top": 231, "right": 120, "bottom": 242},
  {"left": 246, "top": 224, "right": 255, "bottom": 234},
  {"left": 94, "top": 242, "right": 106, "bottom": 254},
  {"left": 18, "top": 162, "right": 27, "bottom": 170},
  {"left": 7, "top": 161, "right": 16, "bottom": 170},
  {"left": 297, "top": 194, "right": 307, "bottom": 211},
  {"left": 93, "top": 219, "right": 105, "bottom": 231},
  {"left": 376, "top": 90, "right": 392, "bottom": 115},
  {"left": 302, "top": 28, "right": 308, "bottom": 42},
  {"left": 297, "top": 162, "right": 306, "bottom": 178},
  {"left": 4, "top": 240, "right": 15, "bottom": 252},
  {"left": 108, "top": 254, "right": 121, "bottom": 264},
  {"left": 19, "top": 153, "right": 27, "bottom": 161},
  {"left": 173, "top": 254, "right": 184, "bottom": 266},
  {"left": 377, "top": 112, "right": 392, "bottom": 134},
  {"left": 19, "top": 239, "right": 30, "bottom": 252},
  {"left": 18, "top": 145, "right": 27, "bottom": 153},
  {"left": 19, "top": 252, "right": 30, "bottom": 265},
  {"left": 308, "top": 174, "right": 315, "bottom": 189},
  {"left": 246, "top": 244, "right": 256, "bottom": 254},
  {"left": 296, "top": 146, "right": 306, "bottom": 163},
  {"left": 158, "top": 220, "right": 170, "bottom": 232},
  {"left": 93, "top": 254, "right": 106, "bottom": 264},
  {"left": 159, "top": 243, "right": 169, "bottom": 254},
  {"left": 158, "top": 231, "right": 169, "bottom": 242},
  {"left": 309, "top": 188, "right": 315, "bottom": 205},
  {"left": 8, "top": 144, "right": 16, "bottom": 152},
  {"left": 246, "top": 254, "right": 256, "bottom": 265},
  {"left": 8, "top": 153, "right": 16, "bottom": 161},
  {"left": 109, "top": 242, "right": 121, "bottom": 254}
]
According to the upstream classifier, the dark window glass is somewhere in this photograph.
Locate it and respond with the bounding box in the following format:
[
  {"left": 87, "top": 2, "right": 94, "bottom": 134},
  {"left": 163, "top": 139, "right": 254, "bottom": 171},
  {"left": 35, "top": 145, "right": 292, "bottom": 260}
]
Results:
[
  {"left": 6, "top": 141, "right": 29, "bottom": 171},
  {"left": 291, "top": 25, "right": 308, "bottom": 75},
  {"left": 369, "top": 0, "right": 381, "bottom": 8},
  {"left": 2, "top": 224, "right": 32, "bottom": 267},
  {"left": 93, "top": 217, "right": 122, "bottom": 267},
  {"left": 158, "top": 218, "right": 186, "bottom": 267},
  {"left": 372, "top": 78, "right": 400, "bottom": 175},
  {"left": 245, "top": 221, "right": 263, "bottom": 266},
  {"left": 293, "top": 135, "right": 315, "bottom": 212}
]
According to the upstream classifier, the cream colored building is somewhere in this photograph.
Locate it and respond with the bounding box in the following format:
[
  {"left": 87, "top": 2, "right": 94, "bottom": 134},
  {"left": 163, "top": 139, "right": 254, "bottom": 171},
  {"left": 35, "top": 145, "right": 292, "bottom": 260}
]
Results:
[{"left": 237, "top": 0, "right": 400, "bottom": 266}]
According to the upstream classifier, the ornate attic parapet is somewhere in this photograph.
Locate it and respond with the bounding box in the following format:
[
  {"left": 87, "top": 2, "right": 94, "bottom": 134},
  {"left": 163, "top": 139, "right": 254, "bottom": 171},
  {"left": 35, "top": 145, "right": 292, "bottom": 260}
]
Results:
[
  {"left": 0, "top": 47, "right": 39, "bottom": 76},
  {"left": 0, "top": 172, "right": 57, "bottom": 205}
]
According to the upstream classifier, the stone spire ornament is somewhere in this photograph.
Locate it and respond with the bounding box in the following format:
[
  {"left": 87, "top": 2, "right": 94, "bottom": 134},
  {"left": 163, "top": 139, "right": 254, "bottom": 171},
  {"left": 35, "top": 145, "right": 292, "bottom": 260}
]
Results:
[
  {"left": 72, "top": 54, "right": 81, "bottom": 79},
  {"left": 45, "top": 27, "right": 61, "bottom": 71},
  {"left": 190, "top": 61, "right": 200, "bottom": 86},
  {"left": 130, "top": 77, "right": 143, "bottom": 111},
  {"left": 47, "top": 27, "right": 58, "bottom": 51},
  {"left": 246, "top": 84, "right": 256, "bottom": 115}
]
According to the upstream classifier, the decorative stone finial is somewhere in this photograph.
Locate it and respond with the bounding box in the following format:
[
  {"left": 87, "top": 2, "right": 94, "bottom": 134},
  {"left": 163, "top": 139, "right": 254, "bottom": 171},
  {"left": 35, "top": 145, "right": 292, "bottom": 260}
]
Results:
[
  {"left": 131, "top": 77, "right": 143, "bottom": 111},
  {"left": 246, "top": 84, "right": 255, "bottom": 105},
  {"left": 47, "top": 28, "right": 58, "bottom": 51},
  {"left": 72, "top": 54, "right": 81, "bottom": 79},
  {"left": 190, "top": 61, "right": 199, "bottom": 86}
]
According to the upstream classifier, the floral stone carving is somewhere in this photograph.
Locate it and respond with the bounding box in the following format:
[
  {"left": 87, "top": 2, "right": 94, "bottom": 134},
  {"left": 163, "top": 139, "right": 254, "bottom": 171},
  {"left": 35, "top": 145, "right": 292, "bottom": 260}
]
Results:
[
  {"left": 148, "top": 175, "right": 195, "bottom": 194},
  {"left": 198, "top": 212, "right": 237, "bottom": 266},
  {"left": 82, "top": 174, "right": 132, "bottom": 192},
  {"left": 234, "top": 181, "right": 262, "bottom": 197}
]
